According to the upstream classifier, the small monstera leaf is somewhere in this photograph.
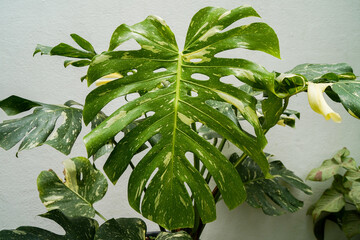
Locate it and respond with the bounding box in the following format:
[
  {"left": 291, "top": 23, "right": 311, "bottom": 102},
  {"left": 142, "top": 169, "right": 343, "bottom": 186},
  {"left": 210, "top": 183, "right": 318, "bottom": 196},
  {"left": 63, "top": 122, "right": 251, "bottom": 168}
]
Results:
[
  {"left": 155, "top": 231, "right": 192, "bottom": 240},
  {"left": 83, "top": 5, "right": 280, "bottom": 229},
  {"left": 94, "top": 218, "right": 146, "bottom": 240},
  {"left": 286, "top": 63, "right": 360, "bottom": 120},
  {"left": 37, "top": 157, "right": 108, "bottom": 218},
  {"left": 0, "top": 210, "right": 98, "bottom": 240},
  {"left": 0, "top": 96, "right": 82, "bottom": 155},
  {"left": 234, "top": 154, "right": 312, "bottom": 216}
]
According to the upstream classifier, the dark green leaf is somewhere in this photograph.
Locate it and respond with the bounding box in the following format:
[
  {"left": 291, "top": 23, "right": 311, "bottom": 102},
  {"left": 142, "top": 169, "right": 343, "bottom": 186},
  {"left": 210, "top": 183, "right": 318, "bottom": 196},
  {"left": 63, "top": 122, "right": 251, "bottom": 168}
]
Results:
[
  {"left": 64, "top": 59, "right": 91, "bottom": 68},
  {"left": 236, "top": 154, "right": 311, "bottom": 216},
  {"left": 51, "top": 43, "right": 95, "bottom": 59},
  {"left": 342, "top": 211, "right": 360, "bottom": 239},
  {"left": 261, "top": 93, "right": 284, "bottom": 129},
  {"left": 0, "top": 95, "right": 41, "bottom": 116},
  {"left": 37, "top": 157, "right": 108, "bottom": 218},
  {"left": 70, "top": 33, "right": 96, "bottom": 53},
  {"left": 0, "top": 210, "right": 98, "bottom": 240},
  {"left": 331, "top": 81, "right": 360, "bottom": 119},
  {"left": 94, "top": 218, "right": 146, "bottom": 240},
  {"left": 0, "top": 97, "right": 82, "bottom": 155}
]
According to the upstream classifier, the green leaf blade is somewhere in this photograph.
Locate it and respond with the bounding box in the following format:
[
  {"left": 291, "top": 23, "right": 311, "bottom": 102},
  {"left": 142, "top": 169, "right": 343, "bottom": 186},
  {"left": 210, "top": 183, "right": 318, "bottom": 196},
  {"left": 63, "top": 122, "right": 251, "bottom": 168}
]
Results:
[{"left": 37, "top": 157, "right": 108, "bottom": 218}]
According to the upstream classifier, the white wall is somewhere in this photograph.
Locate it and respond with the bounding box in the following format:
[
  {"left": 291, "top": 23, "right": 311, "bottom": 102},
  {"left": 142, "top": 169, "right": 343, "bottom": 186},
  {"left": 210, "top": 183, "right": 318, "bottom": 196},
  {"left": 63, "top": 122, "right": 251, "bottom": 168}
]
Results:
[{"left": 0, "top": 0, "right": 359, "bottom": 239}]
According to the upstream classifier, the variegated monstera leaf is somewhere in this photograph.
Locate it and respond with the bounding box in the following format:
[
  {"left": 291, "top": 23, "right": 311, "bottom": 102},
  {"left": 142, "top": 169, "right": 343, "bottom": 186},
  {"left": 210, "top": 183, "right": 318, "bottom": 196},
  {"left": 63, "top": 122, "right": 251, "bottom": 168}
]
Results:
[{"left": 83, "top": 6, "right": 280, "bottom": 230}]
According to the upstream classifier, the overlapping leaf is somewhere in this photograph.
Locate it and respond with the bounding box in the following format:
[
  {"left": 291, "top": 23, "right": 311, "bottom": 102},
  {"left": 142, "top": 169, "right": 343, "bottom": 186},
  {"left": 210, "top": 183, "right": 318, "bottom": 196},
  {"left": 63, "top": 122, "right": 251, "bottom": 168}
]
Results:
[
  {"left": 94, "top": 218, "right": 146, "bottom": 240},
  {"left": 0, "top": 211, "right": 149, "bottom": 240},
  {"left": 287, "top": 63, "right": 360, "bottom": 119},
  {"left": 234, "top": 154, "right": 312, "bottom": 215},
  {"left": 155, "top": 231, "right": 192, "bottom": 240},
  {"left": 82, "top": 6, "right": 281, "bottom": 230},
  {"left": 0, "top": 96, "right": 82, "bottom": 155},
  {"left": 37, "top": 157, "right": 108, "bottom": 218},
  {"left": 0, "top": 210, "right": 98, "bottom": 240}
]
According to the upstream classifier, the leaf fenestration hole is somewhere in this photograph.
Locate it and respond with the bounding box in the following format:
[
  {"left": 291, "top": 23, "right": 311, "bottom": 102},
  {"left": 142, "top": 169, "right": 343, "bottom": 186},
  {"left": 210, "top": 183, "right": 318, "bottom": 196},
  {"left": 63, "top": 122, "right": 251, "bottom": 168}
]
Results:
[
  {"left": 153, "top": 67, "right": 167, "bottom": 73},
  {"left": 219, "top": 75, "right": 244, "bottom": 88},
  {"left": 191, "top": 73, "right": 210, "bottom": 81},
  {"left": 190, "top": 58, "right": 202, "bottom": 63},
  {"left": 125, "top": 93, "right": 140, "bottom": 102},
  {"left": 79, "top": 172, "right": 83, "bottom": 181},
  {"left": 145, "top": 111, "right": 155, "bottom": 117},
  {"left": 187, "top": 90, "right": 198, "bottom": 97}
]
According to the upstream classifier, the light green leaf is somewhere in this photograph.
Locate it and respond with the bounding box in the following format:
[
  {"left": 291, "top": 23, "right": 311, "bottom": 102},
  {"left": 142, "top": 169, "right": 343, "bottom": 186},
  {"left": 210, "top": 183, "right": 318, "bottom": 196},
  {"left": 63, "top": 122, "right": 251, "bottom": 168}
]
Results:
[
  {"left": 235, "top": 154, "right": 311, "bottom": 216},
  {"left": 307, "top": 159, "right": 341, "bottom": 182},
  {"left": 83, "top": 5, "right": 280, "bottom": 229},
  {"left": 155, "top": 231, "right": 192, "bottom": 240},
  {"left": 0, "top": 210, "right": 98, "bottom": 240},
  {"left": 94, "top": 218, "right": 146, "bottom": 240},
  {"left": 348, "top": 185, "right": 360, "bottom": 211},
  {"left": 37, "top": 157, "right": 108, "bottom": 218},
  {"left": 307, "top": 148, "right": 356, "bottom": 181},
  {"left": 311, "top": 188, "right": 345, "bottom": 221},
  {"left": 0, "top": 96, "right": 82, "bottom": 155},
  {"left": 33, "top": 44, "right": 53, "bottom": 56}
]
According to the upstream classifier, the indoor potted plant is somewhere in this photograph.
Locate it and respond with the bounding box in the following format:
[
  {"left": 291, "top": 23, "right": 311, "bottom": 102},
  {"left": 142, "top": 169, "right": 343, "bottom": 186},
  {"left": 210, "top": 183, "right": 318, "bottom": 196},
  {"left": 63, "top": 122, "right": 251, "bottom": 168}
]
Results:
[{"left": 0, "top": 4, "right": 359, "bottom": 240}]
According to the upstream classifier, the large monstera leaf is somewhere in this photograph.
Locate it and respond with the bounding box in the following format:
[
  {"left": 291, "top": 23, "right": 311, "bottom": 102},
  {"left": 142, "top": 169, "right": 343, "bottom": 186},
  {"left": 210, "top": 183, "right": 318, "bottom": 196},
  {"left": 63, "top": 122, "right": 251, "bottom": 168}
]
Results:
[
  {"left": 83, "top": 6, "right": 280, "bottom": 229},
  {"left": 0, "top": 96, "right": 82, "bottom": 155}
]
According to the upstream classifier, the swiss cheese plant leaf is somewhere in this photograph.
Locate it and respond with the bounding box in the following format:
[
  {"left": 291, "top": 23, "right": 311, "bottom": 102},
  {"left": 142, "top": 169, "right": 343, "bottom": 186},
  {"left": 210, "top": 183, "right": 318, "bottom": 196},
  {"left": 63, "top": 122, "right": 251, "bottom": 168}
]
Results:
[
  {"left": 94, "top": 218, "right": 146, "bottom": 240},
  {"left": 155, "top": 231, "right": 192, "bottom": 240},
  {"left": 0, "top": 96, "right": 82, "bottom": 155},
  {"left": 286, "top": 63, "right": 360, "bottom": 119},
  {"left": 37, "top": 157, "right": 108, "bottom": 218},
  {"left": 0, "top": 210, "right": 98, "bottom": 240},
  {"left": 83, "top": 5, "right": 280, "bottom": 229},
  {"left": 234, "top": 154, "right": 312, "bottom": 215}
]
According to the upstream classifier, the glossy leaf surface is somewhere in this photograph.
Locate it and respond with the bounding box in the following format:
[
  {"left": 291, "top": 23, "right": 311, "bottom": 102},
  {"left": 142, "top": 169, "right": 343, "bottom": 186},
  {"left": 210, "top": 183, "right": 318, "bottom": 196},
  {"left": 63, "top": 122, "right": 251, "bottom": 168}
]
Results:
[
  {"left": 0, "top": 96, "right": 82, "bottom": 155},
  {"left": 235, "top": 154, "right": 312, "bottom": 215},
  {"left": 94, "top": 218, "right": 146, "bottom": 240},
  {"left": 37, "top": 157, "right": 108, "bottom": 218},
  {"left": 287, "top": 63, "right": 360, "bottom": 119},
  {"left": 0, "top": 210, "right": 98, "bottom": 240},
  {"left": 83, "top": 5, "right": 280, "bottom": 229},
  {"left": 155, "top": 231, "right": 192, "bottom": 240}
]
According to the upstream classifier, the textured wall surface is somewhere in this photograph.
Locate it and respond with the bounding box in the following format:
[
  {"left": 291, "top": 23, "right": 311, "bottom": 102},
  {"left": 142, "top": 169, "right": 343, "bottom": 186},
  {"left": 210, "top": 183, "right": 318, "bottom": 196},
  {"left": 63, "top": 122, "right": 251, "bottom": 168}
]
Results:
[{"left": 0, "top": 0, "right": 359, "bottom": 239}]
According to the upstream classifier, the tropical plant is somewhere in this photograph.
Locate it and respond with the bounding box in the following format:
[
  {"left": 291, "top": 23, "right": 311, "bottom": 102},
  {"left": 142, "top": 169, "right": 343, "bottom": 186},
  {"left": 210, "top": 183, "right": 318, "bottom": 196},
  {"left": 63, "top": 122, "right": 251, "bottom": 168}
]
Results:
[
  {"left": 308, "top": 148, "right": 360, "bottom": 240},
  {"left": 1, "top": 5, "right": 359, "bottom": 240}
]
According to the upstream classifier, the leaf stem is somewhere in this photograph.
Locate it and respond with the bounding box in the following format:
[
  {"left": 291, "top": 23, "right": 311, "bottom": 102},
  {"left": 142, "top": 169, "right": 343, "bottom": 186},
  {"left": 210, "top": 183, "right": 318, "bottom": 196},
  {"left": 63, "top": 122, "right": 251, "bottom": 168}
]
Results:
[{"left": 95, "top": 210, "right": 108, "bottom": 222}]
